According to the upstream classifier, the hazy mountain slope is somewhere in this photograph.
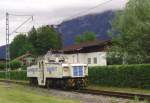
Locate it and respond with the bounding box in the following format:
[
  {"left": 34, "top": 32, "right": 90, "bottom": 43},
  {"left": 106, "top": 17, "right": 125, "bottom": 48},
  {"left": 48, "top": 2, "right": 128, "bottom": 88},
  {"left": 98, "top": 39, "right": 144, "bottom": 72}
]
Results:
[
  {"left": 0, "top": 45, "right": 5, "bottom": 59},
  {"left": 57, "top": 10, "right": 115, "bottom": 46}
]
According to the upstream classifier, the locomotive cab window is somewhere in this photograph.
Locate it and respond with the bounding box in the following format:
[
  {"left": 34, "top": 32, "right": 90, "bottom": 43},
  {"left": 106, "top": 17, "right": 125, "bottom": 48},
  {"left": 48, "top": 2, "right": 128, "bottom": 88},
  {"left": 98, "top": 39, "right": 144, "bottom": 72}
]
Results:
[{"left": 93, "top": 57, "right": 97, "bottom": 64}]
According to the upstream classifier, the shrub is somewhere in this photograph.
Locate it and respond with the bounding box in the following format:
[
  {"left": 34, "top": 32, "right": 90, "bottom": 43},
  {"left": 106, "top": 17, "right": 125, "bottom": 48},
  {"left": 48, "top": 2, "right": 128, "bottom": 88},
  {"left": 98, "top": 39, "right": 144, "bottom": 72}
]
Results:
[
  {"left": 0, "top": 70, "right": 28, "bottom": 81},
  {"left": 89, "top": 64, "right": 150, "bottom": 89},
  {"left": 22, "top": 65, "right": 27, "bottom": 70},
  {"left": 10, "top": 60, "right": 22, "bottom": 70},
  {"left": 0, "top": 63, "right": 5, "bottom": 70}
]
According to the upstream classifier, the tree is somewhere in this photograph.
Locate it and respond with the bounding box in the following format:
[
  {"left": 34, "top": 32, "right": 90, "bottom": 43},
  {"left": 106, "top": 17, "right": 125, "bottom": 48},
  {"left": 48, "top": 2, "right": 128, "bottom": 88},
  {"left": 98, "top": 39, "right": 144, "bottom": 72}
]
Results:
[
  {"left": 10, "top": 25, "right": 62, "bottom": 59},
  {"left": 10, "top": 34, "right": 35, "bottom": 59},
  {"left": 75, "top": 32, "right": 96, "bottom": 44},
  {"left": 109, "top": 0, "right": 150, "bottom": 64},
  {"left": 35, "top": 25, "right": 62, "bottom": 55},
  {"left": 28, "top": 26, "right": 37, "bottom": 47}
]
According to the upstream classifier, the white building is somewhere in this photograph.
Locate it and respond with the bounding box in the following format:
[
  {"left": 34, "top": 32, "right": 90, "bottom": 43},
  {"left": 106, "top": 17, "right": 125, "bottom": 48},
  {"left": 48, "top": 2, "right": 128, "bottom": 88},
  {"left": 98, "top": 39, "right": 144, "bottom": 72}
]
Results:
[{"left": 63, "top": 40, "right": 111, "bottom": 66}]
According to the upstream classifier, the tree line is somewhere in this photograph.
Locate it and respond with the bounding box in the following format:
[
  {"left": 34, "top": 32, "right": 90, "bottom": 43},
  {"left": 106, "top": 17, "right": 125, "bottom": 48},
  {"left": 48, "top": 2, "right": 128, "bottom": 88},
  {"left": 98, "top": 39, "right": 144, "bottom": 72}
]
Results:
[{"left": 10, "top": 25, "right": 62, "bottom": 59}]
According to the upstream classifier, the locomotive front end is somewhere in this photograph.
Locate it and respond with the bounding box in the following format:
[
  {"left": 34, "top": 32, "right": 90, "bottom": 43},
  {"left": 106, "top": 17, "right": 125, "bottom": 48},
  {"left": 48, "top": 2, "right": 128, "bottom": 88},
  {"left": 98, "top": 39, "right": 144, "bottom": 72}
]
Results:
[{"left": 62, "top": 63, "right": 88, "bottom": 89}]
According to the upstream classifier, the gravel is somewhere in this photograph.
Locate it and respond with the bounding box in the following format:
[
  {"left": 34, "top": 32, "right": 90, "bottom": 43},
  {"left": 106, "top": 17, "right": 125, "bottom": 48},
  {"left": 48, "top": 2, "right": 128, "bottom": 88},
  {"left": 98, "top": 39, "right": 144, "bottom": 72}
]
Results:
[
  {"left": 47, "top": 89, "right": 131, "bottom": 103},
  {"left": 27, "top": 86, "right": 147, "bottom": 103}
]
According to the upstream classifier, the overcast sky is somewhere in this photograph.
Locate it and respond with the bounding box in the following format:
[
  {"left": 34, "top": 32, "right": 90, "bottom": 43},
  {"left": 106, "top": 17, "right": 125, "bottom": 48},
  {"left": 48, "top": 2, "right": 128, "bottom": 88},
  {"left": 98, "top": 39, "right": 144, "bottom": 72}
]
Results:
[{"left": 0, "top": 0, "right": 128, "bottom": 46}]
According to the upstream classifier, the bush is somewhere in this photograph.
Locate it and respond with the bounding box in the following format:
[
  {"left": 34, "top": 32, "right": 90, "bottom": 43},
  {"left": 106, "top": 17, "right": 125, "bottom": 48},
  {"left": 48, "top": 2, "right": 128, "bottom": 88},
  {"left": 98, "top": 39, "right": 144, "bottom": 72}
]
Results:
[
  {"left": 89, "top": 64, "right": 150, "bottom": 89},
  {"left": 10, "top": 60, "right": 22, "bottom": 70},
  {"left": 22, "top": 65, "right": 27, "bottom": 70},
  {"left": 0, "top": 63, "right": 5, "bottom": 70},
  {"left": 0, "top": 70, "right": 28, "bottom": 81}
]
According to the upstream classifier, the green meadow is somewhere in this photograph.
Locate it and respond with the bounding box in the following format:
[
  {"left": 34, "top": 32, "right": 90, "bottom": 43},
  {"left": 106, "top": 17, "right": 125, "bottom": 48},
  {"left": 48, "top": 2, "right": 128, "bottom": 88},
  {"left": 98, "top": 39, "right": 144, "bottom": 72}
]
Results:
[{"left": 0, "top": 83, "right": 79, "bottom": 103}]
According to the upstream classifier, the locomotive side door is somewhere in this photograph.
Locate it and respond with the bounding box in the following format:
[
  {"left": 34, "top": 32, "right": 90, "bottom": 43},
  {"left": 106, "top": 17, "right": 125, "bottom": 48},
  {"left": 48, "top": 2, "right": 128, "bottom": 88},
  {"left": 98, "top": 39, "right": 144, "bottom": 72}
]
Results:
[
  {"left": 41, "top": 61, "right": 44, "bottom": 83},
  {"left": 38, "top": 61, "right": 45, "bottom": 85}
]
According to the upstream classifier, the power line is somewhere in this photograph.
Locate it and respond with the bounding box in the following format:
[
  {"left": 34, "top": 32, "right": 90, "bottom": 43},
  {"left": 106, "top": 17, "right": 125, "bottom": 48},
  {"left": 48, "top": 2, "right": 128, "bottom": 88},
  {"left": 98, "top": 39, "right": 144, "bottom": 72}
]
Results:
[
  {"left": 59, "top": 0, "right": 113, "bottom": 23},
  {"left": 9, "top": 13, "right": 33, "bottom": 17},
  {"left": 10, "top": 16, "right": 33, "bottom": 34}
]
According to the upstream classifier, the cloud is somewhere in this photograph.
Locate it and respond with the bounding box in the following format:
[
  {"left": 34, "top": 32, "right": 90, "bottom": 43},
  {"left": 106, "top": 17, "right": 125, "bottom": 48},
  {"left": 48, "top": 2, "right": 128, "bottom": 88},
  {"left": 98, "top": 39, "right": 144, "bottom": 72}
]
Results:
[{"left": 0, "top": 0, "right": 128, "bottom": 46}]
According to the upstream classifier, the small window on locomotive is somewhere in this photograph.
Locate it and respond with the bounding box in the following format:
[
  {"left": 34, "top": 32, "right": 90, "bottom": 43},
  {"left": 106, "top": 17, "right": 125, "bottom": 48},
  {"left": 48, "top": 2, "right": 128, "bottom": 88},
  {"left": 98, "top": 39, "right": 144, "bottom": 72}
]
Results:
[
  {"left": 48, "top": 60, "right": 55, "bottom": 63},
  {"left": 39, "top": 62, "right": 41, "bottom": 68},
  {"left": 94, "top": 57, "right": 97, "bottom": 64},
  {"left": 59, "top": 60, "right": 65, "bottom": 63},
  {"left": 88, "top": 58, "right": 91, "bottom": 64}
]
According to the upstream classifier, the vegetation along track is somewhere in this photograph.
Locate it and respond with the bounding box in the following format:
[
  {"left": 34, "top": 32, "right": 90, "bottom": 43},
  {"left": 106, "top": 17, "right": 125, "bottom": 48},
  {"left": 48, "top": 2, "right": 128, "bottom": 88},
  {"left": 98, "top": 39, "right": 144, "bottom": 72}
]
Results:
[
  {"left": 0, "top": 79, "right": 29, "bottom": 85},
  {"left": 0, "top": 79, "right": 150, "bottom": 101}
]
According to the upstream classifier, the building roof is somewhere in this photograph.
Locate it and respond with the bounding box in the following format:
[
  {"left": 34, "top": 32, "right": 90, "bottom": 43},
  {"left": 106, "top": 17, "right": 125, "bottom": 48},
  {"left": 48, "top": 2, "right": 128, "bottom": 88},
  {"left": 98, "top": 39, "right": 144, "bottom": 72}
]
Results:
[
  {"left": 63, "top": 40, "right": 111, "bottom": 52},
  {"left": 15, "top": 52, "right": 32, "bottom": 60}
]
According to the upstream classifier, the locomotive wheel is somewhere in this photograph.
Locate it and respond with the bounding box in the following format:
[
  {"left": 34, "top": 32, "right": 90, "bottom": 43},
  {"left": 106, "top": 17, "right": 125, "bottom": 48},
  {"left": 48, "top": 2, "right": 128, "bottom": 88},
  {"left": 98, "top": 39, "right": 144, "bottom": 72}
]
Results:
[
  {"left": 29, "top": 78, "right": 33, "bottom": 86},
  {"left": 75, "top": 80, "right": 81, "bottom": 90},
  {"left": 29, "top": 78, "right": 38, "bottom": 87},
  {"left": 46, "top": 79, "right": 52, "bottom": 89},
  {"left": 60, "top": 79, "right": 68, "bottom": 90},
  {"left": 68, "top": 79, "right": 75, "bottom": 88},
  {"left": 74, "top": 79, "right": 84, "bottom": 90},
  {"left": 55, "top": 79, "right": 61, "bottom": 88},
  {"left": 33, "top": 78, "right": 38, "bottom": 87},
  {"left": 36, "top": 80, "right": 38, "bottom": 87}
]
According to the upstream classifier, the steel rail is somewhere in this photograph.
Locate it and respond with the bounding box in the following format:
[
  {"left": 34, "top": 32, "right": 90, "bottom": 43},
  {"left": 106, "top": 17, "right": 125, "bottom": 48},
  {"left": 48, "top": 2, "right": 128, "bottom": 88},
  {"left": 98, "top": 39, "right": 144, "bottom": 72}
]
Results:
[{"left": 76, "top": 89, "right": 150, "bottom": 101}]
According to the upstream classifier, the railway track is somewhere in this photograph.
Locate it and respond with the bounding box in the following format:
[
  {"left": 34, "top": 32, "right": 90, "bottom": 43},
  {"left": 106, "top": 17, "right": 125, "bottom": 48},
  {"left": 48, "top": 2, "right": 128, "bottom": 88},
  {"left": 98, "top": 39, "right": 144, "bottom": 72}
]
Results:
[
  {"left": 0, "top": 79, "right": 29, "bottom": 85},
  {"left": 76, "top": 89, "right": 150, "bottom": 101},
  {"left": 0, "top": 79, "right": 150, "bottom": 101}
]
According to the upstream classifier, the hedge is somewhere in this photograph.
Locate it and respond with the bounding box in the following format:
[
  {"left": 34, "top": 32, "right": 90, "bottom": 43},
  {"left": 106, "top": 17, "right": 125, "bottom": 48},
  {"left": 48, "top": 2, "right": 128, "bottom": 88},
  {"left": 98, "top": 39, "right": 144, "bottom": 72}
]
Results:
[
  {"left": 89, "top": 64, "right": 150, "bottom": 89},
  {"left": 0, "top": 60, "right": 22, "bottom": 70},
  {"left": 0, "top": 63, "right": 5, "bottom": 70},
  {"left": 0, "top": 70, "right": 28, "bottom": 81},
  {"left": 10, "top": 60, "right": 22, "bottom": 70},
  {"left": 0, "top": 64, "right": 149, "bottom": 89}
]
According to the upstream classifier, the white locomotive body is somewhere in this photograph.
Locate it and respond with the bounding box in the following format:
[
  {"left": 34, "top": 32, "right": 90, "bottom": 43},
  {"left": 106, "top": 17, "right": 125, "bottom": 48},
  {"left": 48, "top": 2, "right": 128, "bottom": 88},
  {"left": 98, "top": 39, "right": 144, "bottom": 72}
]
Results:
[{"left": 27, "top": 51, "right": 88, "bottom": 89}]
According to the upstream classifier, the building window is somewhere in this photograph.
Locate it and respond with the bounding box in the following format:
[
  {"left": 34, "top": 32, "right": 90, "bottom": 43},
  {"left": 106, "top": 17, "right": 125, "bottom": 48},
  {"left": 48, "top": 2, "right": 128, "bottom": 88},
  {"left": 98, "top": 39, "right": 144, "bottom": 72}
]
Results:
[
  {"left": 94, "top": 57, "right": 97, "bottom": 64},
  {"left": 88, "top": 58, "right": 91, "bottom": 64}
]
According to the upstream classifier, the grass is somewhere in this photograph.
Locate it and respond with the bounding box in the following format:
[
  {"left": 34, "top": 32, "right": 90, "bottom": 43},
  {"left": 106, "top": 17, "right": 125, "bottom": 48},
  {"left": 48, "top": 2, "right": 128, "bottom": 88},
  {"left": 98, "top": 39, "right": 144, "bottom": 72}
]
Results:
[
  {"left": 0, "top": 83, "right": 80, "bottom": 103},
  {"left": 87, "top": 84, "right": 150, "bottom": 95}
]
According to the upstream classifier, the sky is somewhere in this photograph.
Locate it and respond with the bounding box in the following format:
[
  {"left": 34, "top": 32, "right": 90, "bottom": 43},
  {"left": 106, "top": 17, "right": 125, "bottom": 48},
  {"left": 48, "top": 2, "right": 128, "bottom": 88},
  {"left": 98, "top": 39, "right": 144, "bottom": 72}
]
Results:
[{"left": 0, "top": 0, "right": 128, "bottom": 46}]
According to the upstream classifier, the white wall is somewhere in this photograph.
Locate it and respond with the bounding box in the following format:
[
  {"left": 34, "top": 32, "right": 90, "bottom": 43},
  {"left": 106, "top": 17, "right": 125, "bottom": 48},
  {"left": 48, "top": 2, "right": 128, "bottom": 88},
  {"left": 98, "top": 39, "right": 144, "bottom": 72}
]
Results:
[{"left": 64, "top": 52, "right": 107, "bottom": 66}]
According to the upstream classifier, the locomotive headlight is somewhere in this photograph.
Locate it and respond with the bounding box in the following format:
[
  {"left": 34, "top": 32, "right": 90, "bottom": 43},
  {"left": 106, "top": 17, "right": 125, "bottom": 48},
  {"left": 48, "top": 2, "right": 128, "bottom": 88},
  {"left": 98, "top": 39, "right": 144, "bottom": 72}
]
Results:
[{"left": 63, "top": 66, "right": 69, "bottom": 72}]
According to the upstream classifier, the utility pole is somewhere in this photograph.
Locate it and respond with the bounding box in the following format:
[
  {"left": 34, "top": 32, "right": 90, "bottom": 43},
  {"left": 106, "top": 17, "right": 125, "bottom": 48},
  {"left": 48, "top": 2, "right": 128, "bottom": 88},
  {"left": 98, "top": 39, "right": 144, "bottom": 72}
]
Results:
[
  {"left": 5, "top": 12, "right": 10, "bottom": 80},
  {"left": 5, "top": 12, "right": 33, "bottom": 80}
]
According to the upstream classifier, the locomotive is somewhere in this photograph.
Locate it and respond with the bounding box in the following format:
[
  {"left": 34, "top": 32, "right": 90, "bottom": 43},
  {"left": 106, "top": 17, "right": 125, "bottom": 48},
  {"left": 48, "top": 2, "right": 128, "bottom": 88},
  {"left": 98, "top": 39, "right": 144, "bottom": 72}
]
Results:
[{"left": 27, "top": 51, "right": 88, "bottom": 89}]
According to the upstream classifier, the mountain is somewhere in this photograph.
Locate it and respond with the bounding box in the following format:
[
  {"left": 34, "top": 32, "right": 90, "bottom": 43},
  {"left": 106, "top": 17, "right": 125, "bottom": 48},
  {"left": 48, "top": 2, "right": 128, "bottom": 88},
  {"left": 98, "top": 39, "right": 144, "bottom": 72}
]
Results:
[
  {"left": 57, "top": 10, "right": 115, "bottom": 46},
  {"left": 0, "top": 45, "right": 5, "bottom": 60}
]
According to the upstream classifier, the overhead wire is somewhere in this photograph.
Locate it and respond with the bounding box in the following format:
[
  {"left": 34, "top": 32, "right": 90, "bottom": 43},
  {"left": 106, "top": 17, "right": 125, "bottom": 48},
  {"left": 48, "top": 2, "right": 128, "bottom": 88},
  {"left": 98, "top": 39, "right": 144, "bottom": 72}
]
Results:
[
  {"left": 59, "top": 0, "right": 113, "bottom": 23},
  {"left": 10, "top": 16, "right": 33, "bottom": 35}
]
